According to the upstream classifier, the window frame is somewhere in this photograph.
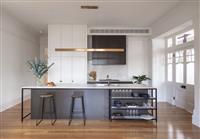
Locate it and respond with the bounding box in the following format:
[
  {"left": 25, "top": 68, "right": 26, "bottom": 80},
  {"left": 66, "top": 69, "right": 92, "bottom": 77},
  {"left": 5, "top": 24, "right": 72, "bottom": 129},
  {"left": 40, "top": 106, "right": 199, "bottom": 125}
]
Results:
[{"left": 165, "top": 27, "right": 195, "bottom": 85}]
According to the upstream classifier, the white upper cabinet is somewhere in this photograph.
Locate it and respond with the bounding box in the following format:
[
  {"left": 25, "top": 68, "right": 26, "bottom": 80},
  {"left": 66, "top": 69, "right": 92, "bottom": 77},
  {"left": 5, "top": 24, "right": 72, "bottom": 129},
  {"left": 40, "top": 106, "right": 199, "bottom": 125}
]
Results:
[
  {"left": 48, "top": 25, "right": 61, "bottom": 57},
  {"left": 61, "top": 25, "right": 73, "bottom": 57},
  {"left": 73, "top": 25, "right": 87, "bottom": 48},
  {"left": 48, "top": 24, "right": 87, "bottom": 57},
  {"left": 72, "top": 25, "right": 87, "bottom": 56},
  {"left": 48, "top": 24, "right": 87, "bottom": 83}
]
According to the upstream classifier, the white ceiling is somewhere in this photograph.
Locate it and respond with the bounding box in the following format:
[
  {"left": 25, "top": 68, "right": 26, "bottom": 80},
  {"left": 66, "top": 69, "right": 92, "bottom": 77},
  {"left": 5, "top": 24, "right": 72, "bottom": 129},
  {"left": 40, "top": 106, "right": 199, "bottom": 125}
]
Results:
[{"left": 2, "top": 0, "right": 183, "bottom": 34}]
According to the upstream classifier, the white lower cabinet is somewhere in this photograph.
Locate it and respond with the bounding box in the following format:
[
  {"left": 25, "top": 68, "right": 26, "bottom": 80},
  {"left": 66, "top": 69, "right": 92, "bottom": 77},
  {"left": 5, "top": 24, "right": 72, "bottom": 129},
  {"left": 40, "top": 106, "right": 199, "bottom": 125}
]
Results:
[{"left": 48, "top": 56, "right": 87, "bottom": 84}]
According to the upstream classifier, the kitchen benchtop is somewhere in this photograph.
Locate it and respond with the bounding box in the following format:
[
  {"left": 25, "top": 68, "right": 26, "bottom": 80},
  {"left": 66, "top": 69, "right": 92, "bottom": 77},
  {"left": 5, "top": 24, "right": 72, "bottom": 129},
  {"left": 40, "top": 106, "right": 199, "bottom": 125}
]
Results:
[
  {"left": 22, "top": 83, "right": 156, "bottom": 90},
  {"left": 87, "top": 80, "right": 133, "bottom": 84}
]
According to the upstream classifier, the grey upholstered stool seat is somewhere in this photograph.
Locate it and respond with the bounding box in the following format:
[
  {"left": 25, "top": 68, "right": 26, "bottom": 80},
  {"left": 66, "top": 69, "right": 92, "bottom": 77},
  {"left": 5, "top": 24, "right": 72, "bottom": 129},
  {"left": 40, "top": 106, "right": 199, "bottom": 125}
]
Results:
[
  {"left": 36, "top": 93, "right": 57, "bottom": 126},
  {"left": 68, "top": 91, "right": 86, "bottom": 126},
  {"left": 72, "top": 91, "right": 84, "bottom": 98}
]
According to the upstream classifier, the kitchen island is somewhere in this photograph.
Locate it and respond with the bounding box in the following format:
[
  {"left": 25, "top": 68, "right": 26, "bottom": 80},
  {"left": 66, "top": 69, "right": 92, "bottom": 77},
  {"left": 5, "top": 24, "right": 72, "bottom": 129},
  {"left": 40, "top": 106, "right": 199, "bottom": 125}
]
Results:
[{"left": 21, "top": 84, "right": 157, "bottom": 122}]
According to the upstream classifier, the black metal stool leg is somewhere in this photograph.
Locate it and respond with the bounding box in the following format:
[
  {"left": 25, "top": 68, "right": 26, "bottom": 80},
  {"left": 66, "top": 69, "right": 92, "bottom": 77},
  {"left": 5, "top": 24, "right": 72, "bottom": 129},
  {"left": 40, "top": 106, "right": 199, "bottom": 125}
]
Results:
[
  {"left": 68, "top": 91, "right": 86, "bottom": 126},
  {"left": 51, "top": 96, "right": 57, "bottom": 125},
  {"left": 68, "top": 97, "right": 75, "bottom": 126},
  {"left": 81, "top": 96, "right": 86, "bottom": 126},
  {"left": 36, "top": 98, "right": 45, "bottom": 126},
  {"left": 49, "top": 97, "right": 53, "bottom": 124}
]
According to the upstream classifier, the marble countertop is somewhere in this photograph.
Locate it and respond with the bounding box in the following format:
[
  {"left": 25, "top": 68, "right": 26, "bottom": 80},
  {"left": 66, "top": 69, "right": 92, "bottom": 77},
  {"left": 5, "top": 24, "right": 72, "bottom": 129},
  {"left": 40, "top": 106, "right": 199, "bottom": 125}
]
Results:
[{"left": 22, "top": 83, "right": 156, "bottom": 89}]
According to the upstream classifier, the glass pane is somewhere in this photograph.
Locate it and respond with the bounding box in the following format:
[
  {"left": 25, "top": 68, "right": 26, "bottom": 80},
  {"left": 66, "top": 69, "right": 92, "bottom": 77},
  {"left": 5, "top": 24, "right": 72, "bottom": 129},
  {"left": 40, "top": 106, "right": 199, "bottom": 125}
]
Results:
[
  {"left": 186, "top": 49, "right": 192, "bottom": 55},
  {"left": 175, "top": 51, "right": 184, "bottom": 63},
  {"left": 167, "top": 53, "right": 173, "bottom": 64},
  {"left": 167, "top": 38, "right": 173, "bottom": 48},
  {"left": 176, "top": 29, "right": 194, "bottom": 45},
  {"left": 168, "top": 58, "right": 172, "bottom": 64},
  {"left": 176, "top": 35, "right": 184, "bottom": 45},
  {"left": 168, "top": 53, "right": 173, "bottom": 58},
  {"left": 186, "top": 29, "right": 194, "bottom": 42},
  {"left": 176, "top": 63, "right": 184, "bottom": 83},
  {"left": 186, "top": 48, "right": 195, "bottom": 62},
  {"left": 168, "top": 64, "right": 173, "bottom": 82},
  {"left": 187, "top": 63, "right": 194, "bottom": 85},
  {"left": 192, "top": 56, "right": 194, "bottom": 61},
  {"left": 186, "top": 56, "right": 190, "bottom": 62}
]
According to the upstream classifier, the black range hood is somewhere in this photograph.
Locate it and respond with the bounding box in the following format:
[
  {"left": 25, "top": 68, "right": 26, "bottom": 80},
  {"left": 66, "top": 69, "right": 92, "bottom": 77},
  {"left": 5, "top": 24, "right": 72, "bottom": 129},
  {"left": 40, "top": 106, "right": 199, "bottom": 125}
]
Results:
[{"left": 88, "top": 35, "right": 126, "bottom": 65}]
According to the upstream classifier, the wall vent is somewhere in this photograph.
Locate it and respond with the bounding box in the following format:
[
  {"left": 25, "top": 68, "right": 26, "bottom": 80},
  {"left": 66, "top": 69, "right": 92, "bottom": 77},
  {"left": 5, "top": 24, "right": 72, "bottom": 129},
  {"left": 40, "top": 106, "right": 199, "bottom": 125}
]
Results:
[{"left": 88, "top": 27, "right": 151, "bottom": 36}]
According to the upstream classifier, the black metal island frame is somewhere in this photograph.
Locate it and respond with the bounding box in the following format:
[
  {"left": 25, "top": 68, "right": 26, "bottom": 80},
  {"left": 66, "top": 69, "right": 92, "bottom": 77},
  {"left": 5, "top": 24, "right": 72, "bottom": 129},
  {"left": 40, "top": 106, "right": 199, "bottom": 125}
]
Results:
[{"left": 21, "top": 84, "right": 157, "bottom": 122}]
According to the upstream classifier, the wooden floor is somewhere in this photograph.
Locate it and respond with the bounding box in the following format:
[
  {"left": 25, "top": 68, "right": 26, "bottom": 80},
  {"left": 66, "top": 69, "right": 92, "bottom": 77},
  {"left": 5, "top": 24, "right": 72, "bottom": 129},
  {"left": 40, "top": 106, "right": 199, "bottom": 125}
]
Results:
[{"left": 0, "top": 102, "right": 200, "bottom": 139}]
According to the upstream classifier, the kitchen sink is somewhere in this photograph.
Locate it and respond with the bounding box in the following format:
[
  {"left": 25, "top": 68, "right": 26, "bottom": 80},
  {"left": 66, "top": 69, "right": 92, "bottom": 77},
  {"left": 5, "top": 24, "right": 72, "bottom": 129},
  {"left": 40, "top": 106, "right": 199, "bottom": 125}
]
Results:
[{"left": 99, "top": 79, "right": 120, "bottom": 82}]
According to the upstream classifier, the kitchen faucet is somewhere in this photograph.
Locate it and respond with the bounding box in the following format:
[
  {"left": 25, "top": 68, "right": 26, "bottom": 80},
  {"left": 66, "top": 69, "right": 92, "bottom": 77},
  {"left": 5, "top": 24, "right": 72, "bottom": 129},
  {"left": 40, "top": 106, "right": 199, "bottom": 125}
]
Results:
[
  {"left": 106, "top": 74, "right": 109, "bottom": 79},
  {"left": 106, "top": 74, "right": 110, "bottom": 86}
]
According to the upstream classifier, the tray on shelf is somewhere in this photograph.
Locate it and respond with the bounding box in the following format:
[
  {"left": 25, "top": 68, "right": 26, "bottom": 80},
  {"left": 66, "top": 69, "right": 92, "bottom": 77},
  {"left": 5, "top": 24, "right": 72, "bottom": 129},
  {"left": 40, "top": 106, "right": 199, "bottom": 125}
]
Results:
[
  {"left": 111, "top": 115, "right": 156, "bottom": 120},
  {"left": 111, "top": 106, "right": 156, "bottom": 110},
  {"left": 111, "top": 97, "right": 156, "bottom": 100}
]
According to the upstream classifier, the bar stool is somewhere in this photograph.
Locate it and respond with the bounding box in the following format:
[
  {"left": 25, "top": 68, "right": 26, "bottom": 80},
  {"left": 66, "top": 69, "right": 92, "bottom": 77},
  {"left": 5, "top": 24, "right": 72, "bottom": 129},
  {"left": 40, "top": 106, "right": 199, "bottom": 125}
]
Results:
[
  {"left": 36, "top": 93, "right": 57, "bottom": 126},
  {"left": 68, "top": 91, "right": 86, "bottom": 126}
]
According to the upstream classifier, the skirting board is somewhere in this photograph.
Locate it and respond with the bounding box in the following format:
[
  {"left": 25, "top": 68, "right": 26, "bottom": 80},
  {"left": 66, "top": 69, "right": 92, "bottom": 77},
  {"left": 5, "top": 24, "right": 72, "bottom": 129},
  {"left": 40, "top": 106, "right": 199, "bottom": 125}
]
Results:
[{"left": 0, "top": 95, "right": 30, "bottom": 112}]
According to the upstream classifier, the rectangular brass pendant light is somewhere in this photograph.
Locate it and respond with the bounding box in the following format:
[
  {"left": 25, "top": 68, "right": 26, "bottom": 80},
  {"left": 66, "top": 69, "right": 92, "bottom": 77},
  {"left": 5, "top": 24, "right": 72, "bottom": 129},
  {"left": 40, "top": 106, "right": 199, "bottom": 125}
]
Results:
[
  {"left": 55, "top": 48, "right": 124, "bottom": 52},
  {"left": 80, "top": 5, "right": 98, "bottom": 9}
]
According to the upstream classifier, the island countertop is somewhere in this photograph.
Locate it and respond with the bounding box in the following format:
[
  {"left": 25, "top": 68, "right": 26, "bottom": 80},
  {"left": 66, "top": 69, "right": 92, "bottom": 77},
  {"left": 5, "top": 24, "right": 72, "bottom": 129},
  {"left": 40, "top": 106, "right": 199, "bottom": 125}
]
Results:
[{"left": 22, "top": 83, "right": 156, "bottom": 90}]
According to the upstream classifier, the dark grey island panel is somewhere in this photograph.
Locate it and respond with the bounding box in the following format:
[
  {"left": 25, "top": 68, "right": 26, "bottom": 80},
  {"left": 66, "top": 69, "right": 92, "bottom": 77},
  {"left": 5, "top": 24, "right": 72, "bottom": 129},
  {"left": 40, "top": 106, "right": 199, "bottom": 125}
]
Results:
[{"left": 31, "top": 89, "right": 109, "bottom": 119}]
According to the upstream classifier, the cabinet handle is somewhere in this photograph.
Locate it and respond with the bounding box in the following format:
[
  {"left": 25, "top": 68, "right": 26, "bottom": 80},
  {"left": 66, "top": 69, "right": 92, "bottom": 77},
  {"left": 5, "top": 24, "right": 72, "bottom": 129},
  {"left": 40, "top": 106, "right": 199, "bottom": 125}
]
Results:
[
  {"left": 60, "top": 80, "right": 63, "bottom": 83},
  {"left": 72, "top": 80, "right": 74, "bottom": 83}
]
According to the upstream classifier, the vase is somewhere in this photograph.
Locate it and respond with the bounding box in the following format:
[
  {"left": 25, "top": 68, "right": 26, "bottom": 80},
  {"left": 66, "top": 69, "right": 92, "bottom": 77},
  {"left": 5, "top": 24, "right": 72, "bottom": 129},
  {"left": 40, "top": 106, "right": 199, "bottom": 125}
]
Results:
[{"left": 36, "top": 74, "right": 47, "bottom": 86}]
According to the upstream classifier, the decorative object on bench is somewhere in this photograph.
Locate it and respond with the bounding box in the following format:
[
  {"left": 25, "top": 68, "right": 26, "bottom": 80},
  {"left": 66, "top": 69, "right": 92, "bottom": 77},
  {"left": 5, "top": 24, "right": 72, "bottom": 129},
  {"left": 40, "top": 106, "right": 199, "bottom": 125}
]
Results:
[
  {"left": 88, "top": 71, "right": 97, "bottom": 80},
  {"left": 27, "top": 58, "right": 54, "bottom": 86},
  {"left": 132, "top": 75, "right": 151, "bottom": 84},
  {"left": 47, "top": 82, "right": 56, "bottom": 87}
]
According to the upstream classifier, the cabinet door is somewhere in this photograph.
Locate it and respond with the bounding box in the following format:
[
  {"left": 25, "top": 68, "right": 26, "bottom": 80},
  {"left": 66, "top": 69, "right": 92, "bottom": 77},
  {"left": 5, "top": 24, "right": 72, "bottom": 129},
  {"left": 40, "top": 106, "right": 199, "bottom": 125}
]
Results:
[
  {"left": 61, "top": 25, "right": 73, "bottom": 57},
  {"left": 60, "top": 56, "right": 73, "bottom": 83},
  {"left": 48, "top": 57, "right": 61, "bottom": 83},
  {"left": 73, "top": 25, "right": 87, "bottom": 57},
  {"left": 73, "top": 25, "right": 87, "bottom": 48},
  {"left": 72, "top": 56, "right": 87, "bottom": 83},
  {"left": 48, "top": 25, "right": 61, "bottom": 57}
]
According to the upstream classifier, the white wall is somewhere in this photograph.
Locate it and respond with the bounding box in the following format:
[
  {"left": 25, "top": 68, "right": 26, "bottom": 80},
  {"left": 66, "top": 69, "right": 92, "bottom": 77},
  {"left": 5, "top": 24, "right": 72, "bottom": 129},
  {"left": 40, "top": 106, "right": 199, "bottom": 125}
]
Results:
[
  {"left": 0, "top": 10, "right": 40, "bottom": 112},
  {"left": 127, "top": 36, "right": 152, "bottom": 80},
  {"left": 88, "top": 36, "right": 152, "bottom": 82},
  {"left": 88, "top": 64, "right": 128, "bottom": 80},
  {"left": 40, "top": 34, "right": 48, "bottom": 62},
  {"left": 151, "top": 1, "right": 200, "bottom": 126},
  {"left": 193, "top": 1, "right": 200, "bottom": 127},
  {"left": 152, "top": 38, "right": 166, "bottom": 102},
  {"left": 151, "top": 2, "right": 198, "bottom": 38}
]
